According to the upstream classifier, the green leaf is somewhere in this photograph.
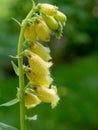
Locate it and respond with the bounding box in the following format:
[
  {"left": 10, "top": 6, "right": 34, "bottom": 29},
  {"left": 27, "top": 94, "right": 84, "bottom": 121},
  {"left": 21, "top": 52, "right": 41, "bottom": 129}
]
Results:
[
  {"left": 0, "top": 98, "right": 19, "bottom": 107},
  {"left": 26, "top": 115, "right": 38, "bottom": 121},
  {"left": 11, "top": 61, "right": 19, "bottom": 76},
  {"left": 0, "top": 122, "right": 18, "bottom": 130}
]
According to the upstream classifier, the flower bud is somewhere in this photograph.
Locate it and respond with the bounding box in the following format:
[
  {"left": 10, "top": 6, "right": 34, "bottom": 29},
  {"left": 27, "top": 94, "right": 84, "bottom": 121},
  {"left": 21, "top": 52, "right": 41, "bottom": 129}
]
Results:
[
  {"left": 25, "top": 67, "right": 53, "bottom": 87},
  {"left": 25, "top": 91, "right": 41, "bottom": 109},
  {"left": 35, "top": 85, "right": 60, "bottom": 108},
  {"left": 30, "top": 41, "right": 52, "bottom": 61},
  {"left": 24, "top": 24, "right": 37, "bottom": 41},
  {"left": 38, "top": 3, "right": 58, "bottom": 16},
  {"left": 43, "top": 15, "right": 58, "bottom": 31},
  {"left": 55, "top": 11, "right": 67, "bottom": 26},
  {"left": 35, "top": 19, "right": 51, "bottom": 42},
  {"left": 24, "top": 50, "right": 53, "bottom": 76}
]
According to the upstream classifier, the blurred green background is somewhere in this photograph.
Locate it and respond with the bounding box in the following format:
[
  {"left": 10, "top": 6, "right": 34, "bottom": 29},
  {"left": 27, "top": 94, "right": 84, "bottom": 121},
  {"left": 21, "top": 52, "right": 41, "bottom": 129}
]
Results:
[{"left": 0, "top": 0, "right": 98, "bottom": 130}]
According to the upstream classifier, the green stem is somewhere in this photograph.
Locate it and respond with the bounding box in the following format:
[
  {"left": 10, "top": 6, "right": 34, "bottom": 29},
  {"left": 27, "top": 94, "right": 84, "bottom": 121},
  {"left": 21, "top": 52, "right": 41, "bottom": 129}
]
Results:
[{"left": 18, "top": 7, "right": 35, "bottom": 130}]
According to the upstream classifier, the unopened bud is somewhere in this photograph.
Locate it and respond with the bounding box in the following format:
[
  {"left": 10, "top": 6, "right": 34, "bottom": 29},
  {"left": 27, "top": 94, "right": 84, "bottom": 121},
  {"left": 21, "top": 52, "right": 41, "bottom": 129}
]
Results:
[
  {"left": 35, "top": 19, "right": 51, "bottom": 42},
  {"left": 55, "top": 11, "right": 67, "bottom": 26},
  {"left": 38, "top": 3, "right": 58, "bottom": 16},
  {"left": 43, "top": 15, "right": 58, "bottom": 31}
]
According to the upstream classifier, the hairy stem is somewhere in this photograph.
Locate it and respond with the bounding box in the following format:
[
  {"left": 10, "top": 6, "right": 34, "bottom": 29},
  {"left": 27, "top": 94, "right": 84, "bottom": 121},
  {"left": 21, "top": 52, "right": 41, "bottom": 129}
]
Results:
[{"left": 18, "top": 7, "right": 35, "bottom": 130}]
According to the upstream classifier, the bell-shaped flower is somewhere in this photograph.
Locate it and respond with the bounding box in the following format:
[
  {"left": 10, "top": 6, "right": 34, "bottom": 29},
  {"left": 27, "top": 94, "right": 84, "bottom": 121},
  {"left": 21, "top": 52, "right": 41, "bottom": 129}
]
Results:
[
  {"left": 29, "top": 41, "right": 52, "bottom": 61},
  {"left": 24, "top": 50, "right": 53, "bottom": 76},
  {"left": 35, "top": 85, "right": 60, "bottom": 108},
  {"left": 25, "top": 67, "right": 53, "bottom": 87}
]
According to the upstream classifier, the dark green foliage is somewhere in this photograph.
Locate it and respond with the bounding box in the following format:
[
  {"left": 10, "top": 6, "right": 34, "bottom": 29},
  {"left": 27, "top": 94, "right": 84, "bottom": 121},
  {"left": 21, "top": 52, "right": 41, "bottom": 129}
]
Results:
[
  {"left": 0, "top": 54, "right": 98, "bottom": 130},
  {"left": 0, "top": 0, "right": 98, "bottom": 60},
  {"left": 51, "top": 0, "right": 98, "bottom": 60},
  {"left": 0, "top": 0, "right": 98, "bottom": 130}
]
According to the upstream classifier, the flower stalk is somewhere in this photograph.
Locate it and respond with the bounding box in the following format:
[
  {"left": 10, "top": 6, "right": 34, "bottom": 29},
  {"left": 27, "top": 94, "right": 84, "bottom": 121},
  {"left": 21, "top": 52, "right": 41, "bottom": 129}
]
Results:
[
  {"left": 17, "top": 7, "right": 35, "bottom": 130},
  {"left": 17, "top": 1, "right": 67, "bottom": 130},
  {"left": 0, "top": 0, "right": 67, "bottom": 130}
]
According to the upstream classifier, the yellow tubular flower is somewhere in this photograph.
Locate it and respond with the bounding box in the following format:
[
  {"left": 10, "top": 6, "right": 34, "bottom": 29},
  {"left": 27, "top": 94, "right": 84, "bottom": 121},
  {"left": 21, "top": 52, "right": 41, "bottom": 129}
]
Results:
[
  {"left": 38, "top": 3, "right": 58, "bottom": 16},
  {"left": 35, "top": 19, "right": 51, "bottom": 42},
  {"left": 25, "top": 91, "right": 41, "bottom": 109},
  {"left": 24, "top": 50, "right": 53, "bottom": 76},
  {"left": 24, "top": 24, "right": 37, "bottom": 41},
  {"left": 30, "top": 41, "right": 52, "bottom": 61},
  {"left": 25, "top": 67, "right": 53, "bottom": 87},
  {"left": 54, "top": 11, "right": 67, "bottom": 26},
  {"left": 35, "top": 85, "right": 60, "bottom": 108},
  {"left": 43, "top": 15, "right": 58, "bottom": 31}
]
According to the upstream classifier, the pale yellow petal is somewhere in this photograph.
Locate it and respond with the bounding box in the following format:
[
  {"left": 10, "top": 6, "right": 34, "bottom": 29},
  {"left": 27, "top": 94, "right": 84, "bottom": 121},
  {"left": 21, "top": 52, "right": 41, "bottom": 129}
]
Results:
[
  {"left": 25, "top": 67, "right": 53, "bottom": 87},
  {"left": 24, "top": 24, "right": 37, "bottom": 41},
  {"left": 25, "top": 50, "right": 52, "bottom": 76},
  {"left": 35, "top": 86, "right": 60, "bottom": 108}
]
